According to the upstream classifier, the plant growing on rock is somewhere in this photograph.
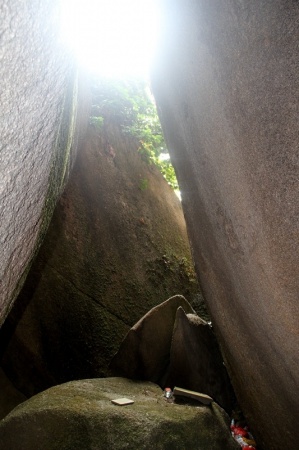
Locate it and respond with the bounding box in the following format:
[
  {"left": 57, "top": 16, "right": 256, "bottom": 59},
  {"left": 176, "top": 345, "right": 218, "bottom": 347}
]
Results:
[{"left": 90, "top": 79, "right": 178, "bottom": 189}]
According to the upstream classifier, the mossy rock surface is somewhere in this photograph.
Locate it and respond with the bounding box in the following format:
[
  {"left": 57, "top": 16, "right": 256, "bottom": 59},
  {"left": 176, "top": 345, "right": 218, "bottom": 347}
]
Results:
[{"left": 0, "top": 377, "right": 239, "bottom": 450}]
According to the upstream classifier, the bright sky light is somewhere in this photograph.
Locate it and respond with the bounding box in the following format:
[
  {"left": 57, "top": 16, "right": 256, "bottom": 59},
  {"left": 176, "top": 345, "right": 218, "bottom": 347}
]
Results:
[{"left": 60, "top": 0, "right": 159, "bottom": 79}]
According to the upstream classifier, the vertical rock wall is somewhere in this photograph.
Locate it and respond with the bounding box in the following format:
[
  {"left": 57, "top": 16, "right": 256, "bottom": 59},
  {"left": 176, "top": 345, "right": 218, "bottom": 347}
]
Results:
[
  {"left": 152, "top": 1, "right": 299, "bottom": 449},
  {"left": 0, "top": 0, "right": 89, "bottom": 324}
]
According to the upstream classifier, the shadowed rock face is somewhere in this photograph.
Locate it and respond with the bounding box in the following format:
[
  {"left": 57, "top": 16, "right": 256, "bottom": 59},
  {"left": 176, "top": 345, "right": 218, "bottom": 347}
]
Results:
[
  {"left": 152, "top": 1, "right": 299, "bottom": 449},
  {"left": 0, "top": 377, "right": 239, "bottom": 450},
  {"left": 166, "top": 308, "right": 235, "bottom": 413},
  {"left": 0, "top": 0, "right": 89, "bottom": 325},
  {"left": 0, "top": 368, "right": 26, "bottom": 421}
]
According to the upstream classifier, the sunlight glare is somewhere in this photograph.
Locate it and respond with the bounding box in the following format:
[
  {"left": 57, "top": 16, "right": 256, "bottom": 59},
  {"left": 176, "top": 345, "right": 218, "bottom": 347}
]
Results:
[{"left": 60, "top": 0, "right": 159, "bottom": 79}]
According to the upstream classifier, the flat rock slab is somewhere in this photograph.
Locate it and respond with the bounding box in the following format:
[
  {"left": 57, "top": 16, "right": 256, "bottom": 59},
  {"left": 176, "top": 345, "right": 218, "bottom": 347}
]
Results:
[
  {"left": 0, "top": 377, "right": 239, "bottom": 450},
  {"left": 110, "top": 295, "right": 195, "bottom": 383}
]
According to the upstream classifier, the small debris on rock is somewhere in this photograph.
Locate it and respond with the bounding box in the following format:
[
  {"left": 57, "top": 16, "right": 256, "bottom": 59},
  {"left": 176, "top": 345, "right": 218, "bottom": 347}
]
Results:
[
  {"left": 173, "top": 387, "right": 213, "bottom": 405},
  {"left": 111, "top": 398, "right": 134, "bottom": 406},
  {"left": 231, "top": 419, "right": 257, "bottom": 449},
  {"left": 164, "top": 387, "right": 173, "bottom": 399}
]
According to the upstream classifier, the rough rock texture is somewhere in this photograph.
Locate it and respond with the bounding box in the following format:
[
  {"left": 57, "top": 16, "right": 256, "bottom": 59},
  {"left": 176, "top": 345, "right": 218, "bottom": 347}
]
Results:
[
  {"left": 0, "top": 377, "right": 239, "bottom": 450},
  {"left": 110, "top": 295, "right": 195, "bottom": 384},
  {"left": 0, "top": 122, "right": 204, "bottom": 398},
  {"left": 0, "top": 0, "right": 89, "bottom": 325},
  {"left": 152, "top": 1, "right": 299, "bottom": 449},
  {"left": 166, "top": 308, "right": 234, "bottom": 412}
]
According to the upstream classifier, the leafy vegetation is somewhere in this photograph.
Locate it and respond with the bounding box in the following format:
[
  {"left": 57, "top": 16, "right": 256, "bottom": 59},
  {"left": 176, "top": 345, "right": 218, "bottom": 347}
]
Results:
[
  {"left": 139, "top": 178, "right": 149, "bottom": 191},
  {"left": 90, "top": 79, "right": 178, "bottom": 189}
]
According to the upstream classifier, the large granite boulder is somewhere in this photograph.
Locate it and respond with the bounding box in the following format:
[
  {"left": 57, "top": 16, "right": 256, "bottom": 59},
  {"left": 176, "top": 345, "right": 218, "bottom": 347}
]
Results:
[
  {"left": 0, "top": 120, "right": 204, "bottom": 397},
  {"left": 151, "top": 1, "right": 299, "bottom": 448},
  {"left": 0, "top": 0, "right": 89, "bottom": 326},
  {"left": 110, "top": 298, "right": 234, "bottom": 413},
  {"left": 110, "top": 295, "right": 195, "bottom": 384},
  {"left": 0, "top": 377, "right": 239, "bottom": 450}
]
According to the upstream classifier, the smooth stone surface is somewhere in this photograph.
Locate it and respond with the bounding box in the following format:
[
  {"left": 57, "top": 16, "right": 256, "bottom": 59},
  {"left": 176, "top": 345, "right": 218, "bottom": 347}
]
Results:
[
  {"left": 0, "top": 0, "right": 89, "bottom": 325},
  {"left": 152, "top": 1, "right": 299, "bottom": 448}
]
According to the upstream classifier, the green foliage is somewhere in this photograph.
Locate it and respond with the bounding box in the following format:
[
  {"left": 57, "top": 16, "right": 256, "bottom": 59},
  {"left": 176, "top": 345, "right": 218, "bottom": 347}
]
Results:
[
  {"left": 139, "top": 178, "right": 149, "bottom": 191},
  {"left": 160, "top": 253, "right": 197, "bottom": 283},
  {"left": 90, "top": 79, "right": 178, "bottom": 190},
  {"left": 89, "top": 115, "right": 104, "bottom": 130}
]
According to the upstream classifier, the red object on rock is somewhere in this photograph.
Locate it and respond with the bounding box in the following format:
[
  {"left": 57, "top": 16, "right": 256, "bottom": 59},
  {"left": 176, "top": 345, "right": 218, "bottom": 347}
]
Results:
[
  {"left": 230, "top": 420, "right": 256, "bottom": 449},
  {"left": 232, "top": 426, "right": 248, "bottom": 437}
]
